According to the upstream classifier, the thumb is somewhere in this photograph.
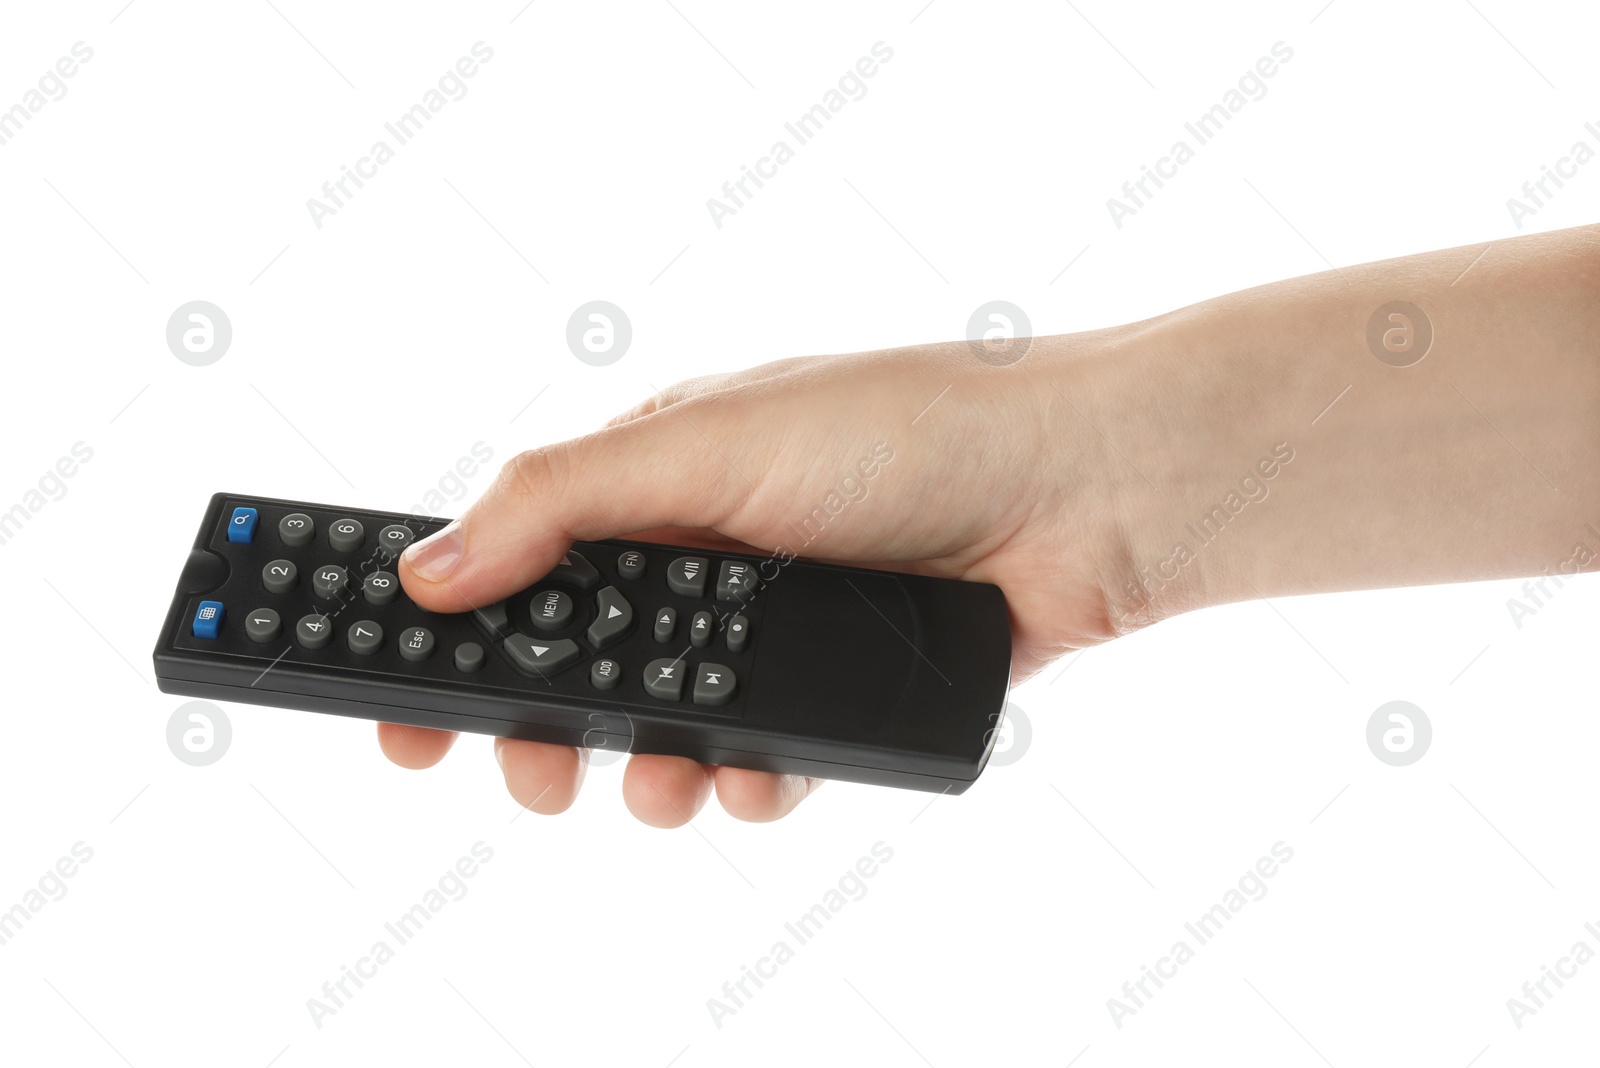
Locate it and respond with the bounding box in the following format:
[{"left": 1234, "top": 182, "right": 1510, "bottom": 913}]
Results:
[{"left": 399, "top": 410, "right": 748, "bottom": 612}]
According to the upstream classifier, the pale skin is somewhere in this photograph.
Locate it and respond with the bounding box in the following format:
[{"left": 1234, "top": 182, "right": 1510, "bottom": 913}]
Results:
[{"left": 385, "top": 223, "right": 1600, "bottom": 826}]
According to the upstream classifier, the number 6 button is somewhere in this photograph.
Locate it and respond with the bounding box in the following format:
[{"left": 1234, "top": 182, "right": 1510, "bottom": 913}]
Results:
[{"left": 329, "top": 519, "right": 364, "bottom": 552}]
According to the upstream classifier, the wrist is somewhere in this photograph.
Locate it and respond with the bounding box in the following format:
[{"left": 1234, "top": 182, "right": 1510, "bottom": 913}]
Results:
[{"left": 1048, "top": 291, "right": 1365, "bottom": 631}]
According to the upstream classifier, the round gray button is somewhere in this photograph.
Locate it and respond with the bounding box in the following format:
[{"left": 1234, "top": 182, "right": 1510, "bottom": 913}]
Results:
[
  {"left": 279, "top": 513, "right": 315, "bottom": 547},
  {"left": 454, "top": 642, "right": 485, "bottom": 673},
  {"left": 364, "top": 570, "right": 400, "bottom": 606},
  {"left": 329, "top": 518, "right": 364, "bottom": 552},
  {"left": 348, "top": 620, "right": 383, "bottom": 655},
  {"left": 377, "top": 524, "right": 414, "bottom": 559},
  {"left": 244, "top": 608, "right": 282, "bottom": 643},
  {"left": 530, "top": 589, "right": 574, "bottom": 631},
  {"left": 262, "top": 559, "right": 298, "bottom": 594},
  {"left": 312, "top": 564, "right": 348, "bottom": 601},
  {"left": 296, "top": 613, "right": 333, "bottom": 649},
  {"left": 398, "top": 626, "right": 435, "bottom": 662},
  {"left": 617, "top": 550, "right": 646, "bottom": 580},
  {"left": 590, "top": 658, "right": 622, "bottom": 690}
]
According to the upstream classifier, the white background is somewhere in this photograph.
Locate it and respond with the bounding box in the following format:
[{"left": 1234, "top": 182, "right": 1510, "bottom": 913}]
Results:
[{"left": 1, "top": 1, "right": 1596, "bottom": 1064}]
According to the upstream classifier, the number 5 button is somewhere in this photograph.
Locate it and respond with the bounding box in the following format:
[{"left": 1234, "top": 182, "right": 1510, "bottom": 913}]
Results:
[{"left": 312, "top": 565, "right": 348, "bottom": 600}]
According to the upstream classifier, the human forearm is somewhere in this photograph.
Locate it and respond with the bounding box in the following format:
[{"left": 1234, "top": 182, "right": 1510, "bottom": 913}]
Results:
[{"left": 1072, "top": 223, "right": 1600, "bottom": 628}]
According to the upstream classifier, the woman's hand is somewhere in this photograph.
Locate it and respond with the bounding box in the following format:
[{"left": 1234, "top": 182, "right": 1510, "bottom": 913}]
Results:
[{"left": 384, "top": 337, "right": 1135, "bottom": 825}]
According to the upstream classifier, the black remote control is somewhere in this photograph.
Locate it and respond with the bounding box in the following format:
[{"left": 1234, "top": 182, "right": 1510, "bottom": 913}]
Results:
[{"left": 152, "top": 493, "right": 1013, "bottom": 793}]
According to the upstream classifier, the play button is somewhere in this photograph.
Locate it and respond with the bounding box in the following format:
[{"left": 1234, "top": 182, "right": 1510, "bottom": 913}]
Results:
[{"left": 587, "top": 585, "right": 634, "bottom": 651}]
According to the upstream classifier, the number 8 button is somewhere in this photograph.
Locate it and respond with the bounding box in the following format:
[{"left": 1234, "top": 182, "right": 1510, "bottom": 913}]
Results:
[{"left": 364, "top": 571, "right": 399, "bottom": 606}]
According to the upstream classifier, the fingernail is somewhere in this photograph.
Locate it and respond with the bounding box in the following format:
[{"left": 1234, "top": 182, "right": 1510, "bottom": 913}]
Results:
[
  {"left": 405, "top": 520, "right": 463, "bottom": 581},
  {"left": 494, "top": 738, "right": 505, "bottom": 769}
]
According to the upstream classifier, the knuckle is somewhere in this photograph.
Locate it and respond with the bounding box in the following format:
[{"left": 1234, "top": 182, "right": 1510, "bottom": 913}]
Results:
[{"left": 499, "top": 446, "right": 566, "bottom": 504}]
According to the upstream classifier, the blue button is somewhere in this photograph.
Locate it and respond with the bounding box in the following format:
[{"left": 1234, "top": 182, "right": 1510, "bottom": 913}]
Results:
[
  {"left": 227, "top": 507, "right": 259, "bottom": 543},
  {"left": 193, "top": 600, "right": 225, "bottom": 639}
]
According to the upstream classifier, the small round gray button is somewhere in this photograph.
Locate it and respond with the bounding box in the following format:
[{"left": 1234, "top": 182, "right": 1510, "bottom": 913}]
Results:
[
  {"left": 244, "top": 608, "right": 282, "bottom": 643},
  {"left": 617, "top": 550, "right": 646, "bottom": 580},
  {"left": 364, "top": 570, "right": 400, "bottom": 606},
  {"left": 377, "top": 524, "right": 414, "bottom": 560},
  {"left": 312, "top": 564, "right": 348, "bottom": 601},
  {"left": 530, "top": 589, "right": 574, "bottom": 631},
  {"left": 279, "top": 513, "right": 315, "bottom": 547},
  {"left": 398, "top": 626, "right": 435, "bottom": 662},
  {"left": 348, "top": 620, "right": 383, "bottom": 655},
  {"left": 296, "top": 613, "right": 333, "bottom": 649},
  {"left": 262, "top": 559, "right": 298, "bottom": 594},
  {"left": 329, "top": 518, "right": 364, "bottom": 552},
  {"left": 454, "top": 642, "right": 485, "bottom": 673},
  {"left": 590, "top": 658, "right": 622, "bottom": 690}
]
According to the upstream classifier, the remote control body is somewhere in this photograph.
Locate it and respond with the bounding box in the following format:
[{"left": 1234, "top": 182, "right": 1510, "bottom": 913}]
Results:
[{"left": 152, "top": 493, "right": 1013, "bottom": 793}]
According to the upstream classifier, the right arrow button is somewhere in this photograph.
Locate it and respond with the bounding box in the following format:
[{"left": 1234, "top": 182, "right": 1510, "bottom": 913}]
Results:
[{"left": 586, "top": 585, "right": 634, "bottom": 650}]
